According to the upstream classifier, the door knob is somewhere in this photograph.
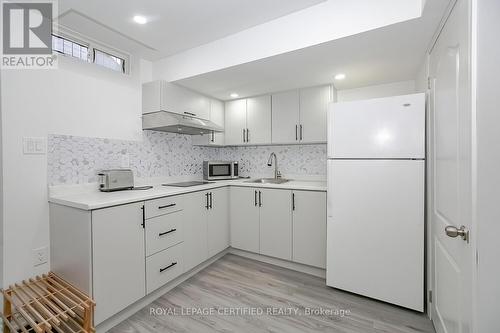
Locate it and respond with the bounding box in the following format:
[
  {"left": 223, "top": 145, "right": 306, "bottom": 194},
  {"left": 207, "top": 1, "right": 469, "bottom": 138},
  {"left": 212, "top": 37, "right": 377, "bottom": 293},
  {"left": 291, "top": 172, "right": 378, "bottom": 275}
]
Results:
[{"left": 445, "top": 225, "right": 469, "bottom": 243}]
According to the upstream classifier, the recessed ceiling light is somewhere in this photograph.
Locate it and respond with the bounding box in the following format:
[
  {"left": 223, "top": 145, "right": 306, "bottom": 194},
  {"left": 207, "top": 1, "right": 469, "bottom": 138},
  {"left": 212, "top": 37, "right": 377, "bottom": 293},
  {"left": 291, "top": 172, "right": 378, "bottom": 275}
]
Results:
[
  {"left": 230, "top": 93, "right": 239, "bottom": 98},
  {"left": 334, "top": 73, "right": 346, "bottom": 80},
  {"left": 133, "top": 15, "right": 147, "bottom": 24}
]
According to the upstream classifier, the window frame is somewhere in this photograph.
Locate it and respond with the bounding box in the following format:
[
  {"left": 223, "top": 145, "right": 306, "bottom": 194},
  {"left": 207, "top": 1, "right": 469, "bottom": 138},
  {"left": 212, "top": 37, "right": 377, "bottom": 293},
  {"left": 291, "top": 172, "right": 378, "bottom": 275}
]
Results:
[{"left": 51, "top": 29, "right": 131, "bottom": 75}]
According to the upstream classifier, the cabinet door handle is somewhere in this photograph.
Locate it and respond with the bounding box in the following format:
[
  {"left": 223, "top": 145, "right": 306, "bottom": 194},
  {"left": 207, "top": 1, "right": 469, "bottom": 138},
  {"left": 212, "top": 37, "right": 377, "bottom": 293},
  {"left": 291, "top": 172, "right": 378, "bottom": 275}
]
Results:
[
  {"left": 209, "top": 192, "right": 213, "bottom": 209},
  {"left": 205, "top": 192, "right": 210, "bottom": 209},
  {"left": 184, "top": 111, "right": 196, "bottom": 116},
  {"left": 254, "top": 190, "right": 258, "bottom": 206},
  {"left": 159, "top": 228, "right": 176, "bottom": 237},
  {"left": 300, "top": 125, "right": 303, "bottom": 140},
  {"left": 243, "top": 129, "right": 246, "bottom": 142},
  {"left": 292, "top": 193, "right": 295, "bottom": 211},
  {"left": 159, "top": 262, "right": 177, "bottom": 273},
  {"left": 211, "top": 131, "right": 215, "bottom": 142},
  {"left": 141, "top": 205, "right": 145, "bottom": 228},
  {"left": 295, "top": 125, "right": 298, "bottom": 141},
  {"left": 246, "top": 128, "right": 249, "bottom": 142},
  {"left": 158, "top": 203, "right": 176, "bottom": 209},
  {"left": 259, "top": 191, "right": 262, "bottom": 207}
]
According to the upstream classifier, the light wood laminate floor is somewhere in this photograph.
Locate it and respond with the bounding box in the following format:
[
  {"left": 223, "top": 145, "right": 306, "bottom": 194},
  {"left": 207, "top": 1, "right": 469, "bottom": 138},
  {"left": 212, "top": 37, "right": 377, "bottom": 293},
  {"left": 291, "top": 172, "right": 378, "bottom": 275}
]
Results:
[{"left": 109, "top": 254, "right": 435, "bottom": 333}]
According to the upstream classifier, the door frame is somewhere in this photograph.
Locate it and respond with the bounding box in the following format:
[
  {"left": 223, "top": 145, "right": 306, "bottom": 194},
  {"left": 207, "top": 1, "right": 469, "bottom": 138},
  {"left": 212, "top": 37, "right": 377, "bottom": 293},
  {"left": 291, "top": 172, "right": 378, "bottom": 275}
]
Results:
[{"left": 426, "top": 0, "right": 478, "bottom": 331}]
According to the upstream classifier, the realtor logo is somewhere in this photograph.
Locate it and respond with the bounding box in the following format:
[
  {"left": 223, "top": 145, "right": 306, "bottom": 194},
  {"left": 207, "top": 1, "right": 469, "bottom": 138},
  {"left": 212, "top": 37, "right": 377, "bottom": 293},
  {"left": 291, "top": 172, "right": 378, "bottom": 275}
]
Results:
[
  {"left": 1, "top": 0, "right": 57, "bottom": 68},
  {"left": 3, "top": 2, "right": 52, "bottom": 54}
]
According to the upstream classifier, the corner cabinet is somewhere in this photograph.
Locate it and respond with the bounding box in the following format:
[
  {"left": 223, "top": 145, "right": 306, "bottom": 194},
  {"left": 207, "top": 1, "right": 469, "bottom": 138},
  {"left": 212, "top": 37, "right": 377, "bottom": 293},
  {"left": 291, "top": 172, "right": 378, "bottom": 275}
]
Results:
[
  {"left": 183, "top": 187, "right": 229, "bottom": 272},
  {"left": 225, "top": 95, "right": 271, "bottom": 145},
  {"left": 192, "top": 99, "right": 225, "bottom": 146}
]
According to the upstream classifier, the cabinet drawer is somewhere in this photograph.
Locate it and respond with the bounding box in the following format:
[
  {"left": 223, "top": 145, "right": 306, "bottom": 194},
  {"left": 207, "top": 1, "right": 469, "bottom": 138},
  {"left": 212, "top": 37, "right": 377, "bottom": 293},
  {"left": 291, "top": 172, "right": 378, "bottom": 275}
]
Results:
[
  {"left": 146, "top": 211, "right": 183, "bottom": 256},
  {"left": 145, "top": 195, "right": 183, "bottom": 219},
  {"left": 146, "top": 243, "right": 183, "bottom": 294}
]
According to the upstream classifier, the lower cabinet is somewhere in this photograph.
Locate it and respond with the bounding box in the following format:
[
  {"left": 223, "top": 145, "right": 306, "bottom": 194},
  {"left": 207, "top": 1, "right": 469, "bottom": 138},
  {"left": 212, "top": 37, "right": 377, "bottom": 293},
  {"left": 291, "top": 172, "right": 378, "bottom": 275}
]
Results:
[
  {"left": 183, "top": 191, "right": 209, "bottom": 272},
  {"left": 230, "top": 187, "right": 293, "bottom": 261},
  {"left": 51, "top": 185, "right": 325, "bottom": 326},
  {"left": 146, "top": 243, "right": 183, "bottom": 294},
  {"left": 292, "top": 190, "right": 327, "bottom": 268},
  {"left": 259, "top": 189, "right": 292, "bottom": 260},
  {"left": 230, "top": 187, "right": 260, "bottom": 252},
  {"left": 207, "top": 187, "right": 229, "bottom": 257},
  {"left": 92, "top": 202, "right": 146, "bottom": 324},
  {"left": 183, "top": 187, "right": 230, "bottom": 272}
]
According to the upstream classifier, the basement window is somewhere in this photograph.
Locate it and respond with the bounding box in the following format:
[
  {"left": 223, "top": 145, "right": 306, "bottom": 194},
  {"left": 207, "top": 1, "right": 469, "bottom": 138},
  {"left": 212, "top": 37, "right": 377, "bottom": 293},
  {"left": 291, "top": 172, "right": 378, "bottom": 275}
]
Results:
[
  {"left": 51, "top": 32, "right": 129, "bottom": 74},
  {"left": 93, "top": 49, "right": 126, "bottom": 73},
  {"left": 52, "top": 34, "right": 89, "bottom": 62}
]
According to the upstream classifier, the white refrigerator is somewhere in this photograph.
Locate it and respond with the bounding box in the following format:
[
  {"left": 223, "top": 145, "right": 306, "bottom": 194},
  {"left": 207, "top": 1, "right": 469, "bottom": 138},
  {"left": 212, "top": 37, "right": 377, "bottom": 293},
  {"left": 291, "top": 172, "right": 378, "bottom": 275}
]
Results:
[{"left": 326, "top": 93, "right": 425, "bottom": 312}]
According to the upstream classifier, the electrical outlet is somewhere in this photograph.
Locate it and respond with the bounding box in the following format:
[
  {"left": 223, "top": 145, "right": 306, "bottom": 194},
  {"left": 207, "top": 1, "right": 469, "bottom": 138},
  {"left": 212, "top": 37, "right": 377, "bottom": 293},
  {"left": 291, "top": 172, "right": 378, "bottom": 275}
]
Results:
[{"left": 33, "top": 246, "right": 48, "bottom": 266}]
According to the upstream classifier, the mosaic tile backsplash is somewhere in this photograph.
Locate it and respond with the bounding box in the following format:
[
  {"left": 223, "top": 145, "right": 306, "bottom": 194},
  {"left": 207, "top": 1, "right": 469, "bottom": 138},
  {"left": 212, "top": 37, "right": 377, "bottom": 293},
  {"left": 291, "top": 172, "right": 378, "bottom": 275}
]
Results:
[{"left": 48, "top": 132, "right": 327, "bottom": 185}]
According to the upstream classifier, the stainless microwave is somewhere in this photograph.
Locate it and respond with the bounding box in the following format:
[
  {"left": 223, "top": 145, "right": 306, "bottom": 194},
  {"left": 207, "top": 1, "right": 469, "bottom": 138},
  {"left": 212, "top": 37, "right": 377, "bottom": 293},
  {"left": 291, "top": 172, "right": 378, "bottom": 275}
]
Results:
[{"left": 203, "top": 161, "right": 239, "bottom": 180}]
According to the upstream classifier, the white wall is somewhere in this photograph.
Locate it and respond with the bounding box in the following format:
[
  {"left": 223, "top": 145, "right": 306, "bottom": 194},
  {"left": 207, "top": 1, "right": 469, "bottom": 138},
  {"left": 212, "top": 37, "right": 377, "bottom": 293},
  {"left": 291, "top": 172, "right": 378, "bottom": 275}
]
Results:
[
  {"left": 0, "top": 55, "right": 147, "bottom": 286},
  {"left": 336, "top": 80, "right": 416, "bottom": 102},
  {"left": 474, "top": 0, "right": 500, "bottom": 330},
  {"left": 153, "top": 0, "right": 423, "bottom": 81}
]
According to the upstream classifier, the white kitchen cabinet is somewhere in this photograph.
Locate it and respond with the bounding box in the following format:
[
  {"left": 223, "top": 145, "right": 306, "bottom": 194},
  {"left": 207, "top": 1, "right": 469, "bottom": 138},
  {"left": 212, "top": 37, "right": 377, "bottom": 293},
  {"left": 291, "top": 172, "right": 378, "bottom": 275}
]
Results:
[
  {"left": 270, "top": 85, "right": 331, "bottom": 144},
  {"left": 207, "top": 187, "right": 229, "bottom": 256},
  {"left": 192, "top": 99, "right": 225, "bottom": 146},
  {"left": 146, "top": 243, "right": 184, "bottom": 294},
  {"left": 225, "top": 99, "right": 247, "bottom": 145},
  {"left": 91, "top": 202, "right": 146, "bottom": 324},
  {"left": 292, "top": 191, "right": 326, "bottom": 268},
  {"left": 183, "top": 188, "right": 229, "bottom": 271},
  {"left": 225, "top": 96, "right": 271, "bottom": 145},
  {"left": 299, "top": 85, "right": 331, "bottom": 143},
  {"left": 259, "top": 189, "right": 292, "bottom": 260},
  {"left": 182, "top": 191, "right": 209, "bottom": 272},
  {"left": 230, "top": 187, "right": 260, "bottom": 252},
  {"left": 142, "top": 80, "right": 210, "bottom": 120},
  {"left": 272, "top": 90, "right": 300, "bottom": 144},
  {"left": 246, "top": 95, "right": 272, "bottom": 144}
]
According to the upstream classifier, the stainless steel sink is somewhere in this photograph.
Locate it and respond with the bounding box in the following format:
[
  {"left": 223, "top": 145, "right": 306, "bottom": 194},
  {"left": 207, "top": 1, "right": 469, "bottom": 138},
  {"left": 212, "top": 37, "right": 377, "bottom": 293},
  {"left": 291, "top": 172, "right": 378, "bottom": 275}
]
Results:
[{"left": 245, "top": 178, "right": 290, "bottom": 184}]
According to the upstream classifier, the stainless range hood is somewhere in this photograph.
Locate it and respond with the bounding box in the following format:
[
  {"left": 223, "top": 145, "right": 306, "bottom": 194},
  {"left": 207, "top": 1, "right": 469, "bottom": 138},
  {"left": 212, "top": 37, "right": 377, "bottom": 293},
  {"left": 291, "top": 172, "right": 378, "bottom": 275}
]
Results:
[{"left": 142, "top": 111, "right": 224, "bottom": 135}]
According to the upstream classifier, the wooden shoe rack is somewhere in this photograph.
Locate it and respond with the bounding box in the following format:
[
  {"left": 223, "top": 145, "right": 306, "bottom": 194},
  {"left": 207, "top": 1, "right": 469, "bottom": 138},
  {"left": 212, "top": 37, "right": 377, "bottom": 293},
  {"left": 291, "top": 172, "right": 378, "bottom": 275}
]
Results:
[{"left": 2, "top": 272, "right": 95, "bottom": 333}]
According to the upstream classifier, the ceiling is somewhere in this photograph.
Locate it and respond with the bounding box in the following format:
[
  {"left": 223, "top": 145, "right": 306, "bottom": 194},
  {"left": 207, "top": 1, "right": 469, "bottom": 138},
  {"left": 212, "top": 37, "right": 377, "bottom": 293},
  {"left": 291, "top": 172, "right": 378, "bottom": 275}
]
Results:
[
  {"left": 57, "top": 0, "right": 326, "bottom": 60},
  {"left": 176, "top": 0, "right": 450, "bottom": 99}
]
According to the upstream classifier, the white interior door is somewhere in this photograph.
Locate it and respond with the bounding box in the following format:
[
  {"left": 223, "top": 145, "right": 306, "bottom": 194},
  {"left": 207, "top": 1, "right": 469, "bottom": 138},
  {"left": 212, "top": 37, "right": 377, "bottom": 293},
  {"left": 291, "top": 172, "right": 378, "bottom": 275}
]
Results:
[{"left": 429, "top": 0, "right": 474, "bottom": 332}]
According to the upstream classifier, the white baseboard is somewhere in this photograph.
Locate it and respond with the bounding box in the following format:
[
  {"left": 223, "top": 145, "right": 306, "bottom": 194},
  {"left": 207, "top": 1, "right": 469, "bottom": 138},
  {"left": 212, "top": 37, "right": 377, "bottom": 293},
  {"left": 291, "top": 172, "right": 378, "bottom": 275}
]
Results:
[
  {"left": 96, "top": 248, "right": 325, "bottom": 332},
  {"left": 228, "top": 248, "right": 326, "bottom": 278}
]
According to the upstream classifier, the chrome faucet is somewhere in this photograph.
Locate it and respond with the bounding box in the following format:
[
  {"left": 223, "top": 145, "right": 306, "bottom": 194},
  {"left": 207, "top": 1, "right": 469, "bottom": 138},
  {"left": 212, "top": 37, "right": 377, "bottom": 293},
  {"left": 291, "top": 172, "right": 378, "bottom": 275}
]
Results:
[{"left": 267, "top": 152, "right": 282, "bottom": 179}]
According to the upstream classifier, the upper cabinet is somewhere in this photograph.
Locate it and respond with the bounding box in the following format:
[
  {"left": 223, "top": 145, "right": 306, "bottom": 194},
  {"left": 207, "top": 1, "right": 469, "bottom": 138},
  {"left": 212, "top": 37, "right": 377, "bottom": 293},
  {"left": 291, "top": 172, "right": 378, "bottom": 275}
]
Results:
[
  {"left": 272, "top": 85, "right": 331, "bottom": 144},
  {"left": 271, "top": 90, "right": 300, "bottom": 144},
  {"left": 299, "top": 85, "right": 331, "bottom": 143},
  {"left": 192, "top": 99, "right": 225, "bottom": 146},
  {"left": 225, "top": 95, "right": 272, "bottom": 145},
  {"left": 142, "top": 80, "right": 210, "bottom": 120}
]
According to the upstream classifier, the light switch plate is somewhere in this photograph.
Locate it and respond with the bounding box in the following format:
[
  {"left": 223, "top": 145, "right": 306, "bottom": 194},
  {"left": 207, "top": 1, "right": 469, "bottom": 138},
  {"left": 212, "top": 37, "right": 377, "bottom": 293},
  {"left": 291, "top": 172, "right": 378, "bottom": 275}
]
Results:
[{"left": 23, "top": 137, "right": 46, "bottom": 155}]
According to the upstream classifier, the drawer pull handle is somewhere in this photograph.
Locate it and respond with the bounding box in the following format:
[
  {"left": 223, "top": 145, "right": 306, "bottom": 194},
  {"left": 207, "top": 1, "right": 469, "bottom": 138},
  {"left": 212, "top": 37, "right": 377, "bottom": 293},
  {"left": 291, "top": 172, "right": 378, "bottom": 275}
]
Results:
[
  {"left": 159, "top": 229, "right": 176, "bottom": 237},
  {"left": 160, "top": 262, "right": 177, "bottom": 273},
  {"left": 158, "top": 203, "right": 176, "bottom": 209}
]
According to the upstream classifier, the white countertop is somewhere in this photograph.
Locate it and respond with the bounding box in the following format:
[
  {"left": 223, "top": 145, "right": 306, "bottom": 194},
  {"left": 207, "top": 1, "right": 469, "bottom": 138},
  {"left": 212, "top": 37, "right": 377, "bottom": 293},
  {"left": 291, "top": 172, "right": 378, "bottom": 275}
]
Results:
[{"left": 48, "top": 179, "right": 326, "bottom": 210}]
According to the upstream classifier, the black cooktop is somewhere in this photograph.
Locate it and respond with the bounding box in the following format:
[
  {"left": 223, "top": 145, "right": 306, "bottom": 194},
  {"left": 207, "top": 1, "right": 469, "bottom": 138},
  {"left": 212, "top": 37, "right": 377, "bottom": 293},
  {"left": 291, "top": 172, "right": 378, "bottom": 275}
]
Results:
[{"left": 162, "top": 181, "right": 214, "bottom": 187}]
